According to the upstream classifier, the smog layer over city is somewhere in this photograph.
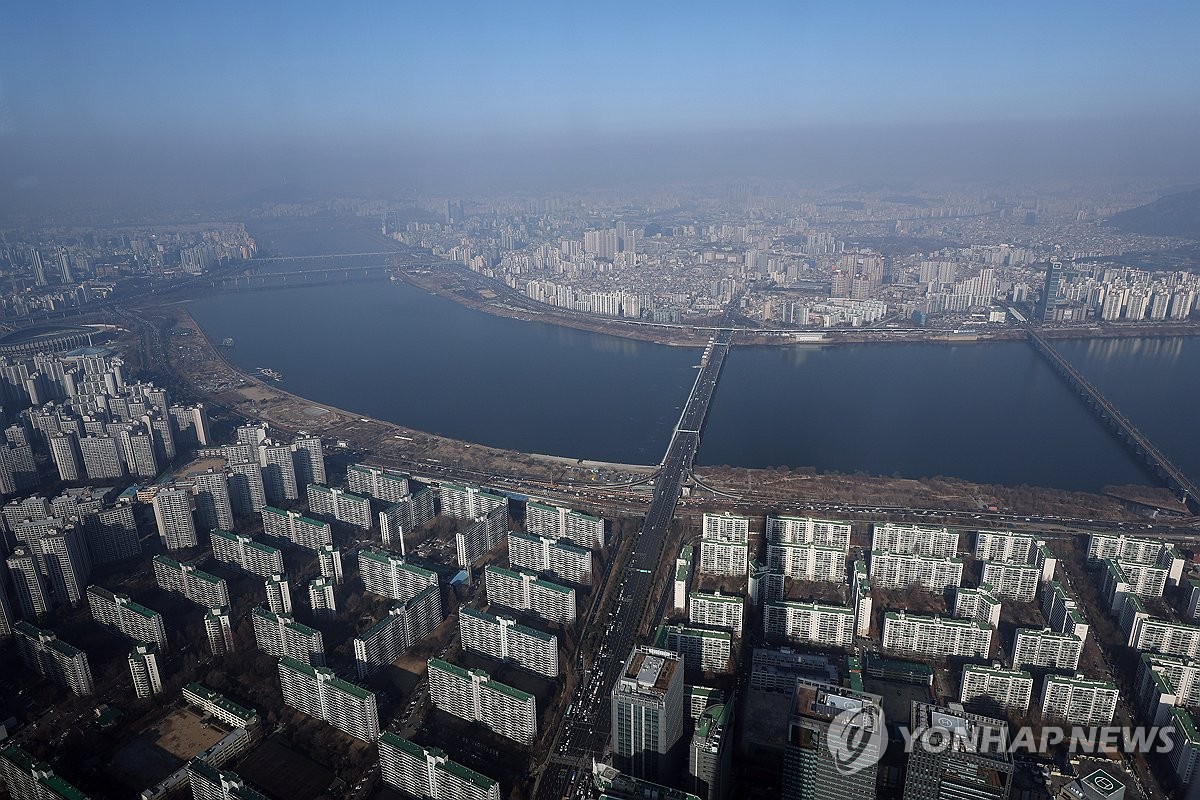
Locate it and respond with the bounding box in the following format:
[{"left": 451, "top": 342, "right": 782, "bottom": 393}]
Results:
[{"left": 1, "top": 4, "right": 1199, "bottom": 800}]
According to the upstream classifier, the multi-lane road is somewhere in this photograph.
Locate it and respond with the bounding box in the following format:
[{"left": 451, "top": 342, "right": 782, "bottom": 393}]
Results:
[{"left": 533, "top": 323, "right": 732, "bottom": 800}]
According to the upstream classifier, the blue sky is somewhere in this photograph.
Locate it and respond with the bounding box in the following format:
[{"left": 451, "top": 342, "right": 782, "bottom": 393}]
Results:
[
  {"left": 1, "top": 2, "right": 1198, "bottom": 204},
  {"left": 2, "top": 1, "right": 1197, "bottom": 143}
]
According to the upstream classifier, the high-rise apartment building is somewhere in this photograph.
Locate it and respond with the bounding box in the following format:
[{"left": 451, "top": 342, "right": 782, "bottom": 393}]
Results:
[
  {"left": 153, "top": 488, "right": 198, "bottom": 550},
  {"left": 379, "top": 487, "right": 437, "bottom": 551},
  {"left": 688, "top": 592, "right": 744, "bottom": 635},
  {"left": 264, "top": 573, "right": 293, "bottom": 615},
  {"left": 765, "top": 516, "right": 852, "bottom": 550},
  {"left": 352, "top": 586, "right": 444, "bottom": 678},
  {"left": 260, "top": 506, "right": 331, "bottom": 551},
  {"left": 654, "top": 624, "right": 732, "bottom": 673},
  {"left": 258, "top": 441, "right": 298, "bottom": 504},
  {"left": 1040, "top": 675, "right": 1118, "bottom": 726},
  {"left": 1011, "top": 628, "right": 1083, "bottom": 671},
  {"left": 210, "top": 530, "right": 284, "bottom": 578},
  {"left": 871, "top": 523, "right": 959, "bottom": 557},
  {"left": 0, "top": 745, "right": 89, "bottom": 800},
  {"left": 484, "top": 565, "right": 576, "bottom": 624},
  {"left": 427, "top": 658, "right": 537, "bottom": 746},
  {"left": 86, "top": 585, "right": 168, "bottom": 650},
  {"left": 308, "top": 577, "right": 336, "bottom": 619},
  {"left": 346, "top": 463, "right": 411, "bottom": 504},
  {"left": 378, "top": 733, "right": 501, "bottom": 800},
  {"left": 252, "top": 607, "right": 325, "bottom": 666},
  {"left": 959, "top": 665, "right": 1033, "bottom": 711},
  {"left": 524, "top": 501, "right": 604, "bottom": 548},
  {"left": 358, "top": 547, "right": 438, "bottom": 601},
  {"left": 13, "top": 621, "right": 94, "bottom": 696},
  {"left": 506, "top": 531, "right": 593, "bottom": 585},
  {"left": 306, "top": 484, "right": 372, "bottom": 529},
  {"left": 192, "top": 470, "right": 234, "bottom": 533},
  {"left": 762, "top": 601, "right": 855, "bottom": 648},
  {"left": 227, "top": 460, "right": 267, "bottom": 515},
  {"left": 128, "top": 644, "right": 163, "bottom": 699},
  {"left": 206, "top": 607, "right": 236, "bottom": 656},
  {"left": 318, "top": 545, "right": 343, "bottom": 584},
  {"left": 153, "top": 555, "right": 230, "bottom": 608},
  {"left": 6, "top": 547, "right": 51, "bottom": 618},
  {"left": 458, "top": 607, "right": 559, "bottom": 678},
  {"left": 689, "top": 701, "right": 733, "bottom": 800},
  {"left": 883, "top": 612, "right": 992, "bottom": 659},
  {"left": 455, "top": 506, "right": 507, "bottom": 568}
]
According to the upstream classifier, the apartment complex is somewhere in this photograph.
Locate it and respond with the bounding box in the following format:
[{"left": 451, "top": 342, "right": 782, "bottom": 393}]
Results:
[
  {"left": 153, "top": 555, "right": 229, "bottom": 608},
  {"left": 484, "top": 565, "right": 576, "bottom": 625},
  {"left": 86, "top": 585, "right": 168, "bottom": 650},
  {"left": 352, "top": 586, "right": 444, "bottom": 678},
  {"left": 459, "top": 607, "right": 560, "bottom": 678},
  {"left": 209, "top": 529, "right": 284, "bottom": 578},
  {"left": 277, "top": 657, "right": 379, "bottom": 742}
]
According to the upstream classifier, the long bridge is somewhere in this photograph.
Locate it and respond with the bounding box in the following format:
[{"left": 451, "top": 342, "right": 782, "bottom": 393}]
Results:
[
  {"left": 205, "top": 264, "right": 394, "bottom": 289},
  {"left": 1020, "top": 317, "right": 1200, "bottom": 513},
  {"left": 532, "top": 316, "right": 733, "bottom": 800}
]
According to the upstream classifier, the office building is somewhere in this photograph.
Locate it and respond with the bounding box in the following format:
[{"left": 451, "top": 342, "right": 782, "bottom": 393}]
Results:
[
  {"left": 611, "top": 647, "right": 685, "bottom": 783},
  {"left": 353, "top": 586, "right": 444, "bottom": 678},
  {"left": 689, "top": 701, "right": 733, "bottom": 800},
  {"left": 525, "top": 501, "right": 604, "bottom": 548},
  {"left": 959, "top": 665, "right": 1033, "bottom": 711},
  {"left": 882, "top": 612, "right": 992, "bottom": 659},
  {"left": 379, "top": 487, "right": 437, "bottom": 551},
  {"left": 1011, "top": 628, "right": 1083, "bottom": 671},
  {"left": 153, "top": 488, "right": 198, "bottom": 550},
  {"left": 0, "top": 745, "right": 89, "bottom": 800},
  {"left": 306, "top": 484, "right": 372, "bottom": 529},
  {"left": 455, "top": 506, "right": 507, "bottom": 568},
  {"left": 766, "top": 515, "right": 852, "bottom": 551},
  {"left": 308, "top": 577, "right": 336, "bottom": 619},
  {"left": 378, "top": 733, "right": 501, "bottom": 800},
  {"left": 902, "top": 702, "right": 1013, "bottom": 800},
  {"left": 206, "top": 607, "right": 235, "bottom": 656},
  {"left": 346, "top": 463, "right": 411, "bottom": 504},
  {"left": 870, "top": 550, "right": 963, "bottom": 592},
  {"left": 210, "top": 530, "right": 284, "bottom": 579},
  {"left": 86, "top": 585, "right": 168, "bottom": 650},
  {"left": 128, "top": 644, "right": 163, "bottom": 698},
  {"left": 358, "top": 547, "right": 438, "bottom": 601},
  {"left": 654, "top": 624, "right": 732, "bottom": 673},
  {"left": 153, "top": 556, "right": 229, "bottom": 608},
  {"left": 762, "top": 601, "right": 855, "bottom": 648},
  {"left": 192, "top": 470, "right": 234, "bottom": 533},
  {"left": 872, "top": 523, "right": 959, "bottom": 557},
  {"left": 13, "top": 621, "right": 94, "bottom": 695},
  {"left": 507, "top": 530, "right": 593, "bottom": 585},
  {"left": 781, "top": 678, "right": 884, "bottom": 800},
  {"left": 484, "top": 565, "right": 576, "bottom": 624},
  {"left": 252, "top": 607, "right": 325, "bottom": 666},
  {"left": 427, "top": 658, "right": 538, "bottom": 745},
  {"left": 459, "top": 607, "right": 559, "bottom": 677},
  {"left": 1041, "top": 675, "right": 1118, "bottom": 726},
  {"left": 260, "top": 506, "right": 331, "bottom": 551},
  {"left": 264, "top": 573, "right": 292, "bottom": 615}
]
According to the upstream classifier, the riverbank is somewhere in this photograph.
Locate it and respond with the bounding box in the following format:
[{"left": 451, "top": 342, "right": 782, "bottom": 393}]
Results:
[
  {"left": 397, "top": 259, "right": 1200, "bottom": 348},
  {"left": 158, "top": 299, "right": 1193, "bottom": 525}
]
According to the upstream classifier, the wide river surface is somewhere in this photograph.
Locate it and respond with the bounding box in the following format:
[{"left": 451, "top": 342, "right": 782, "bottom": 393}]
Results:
[{"left": 189, "top": 220, "right": 1200, "bottom": 492}]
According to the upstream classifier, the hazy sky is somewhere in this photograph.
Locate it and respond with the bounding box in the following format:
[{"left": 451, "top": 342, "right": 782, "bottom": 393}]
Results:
[{"left": 2, "top": 1, "right": 1199, "bottom": 208}]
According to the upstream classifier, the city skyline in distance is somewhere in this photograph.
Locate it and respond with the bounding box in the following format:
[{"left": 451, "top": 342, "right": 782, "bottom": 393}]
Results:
[{"left": 2, "top": 1, "right": 1200, "bottom": 211}]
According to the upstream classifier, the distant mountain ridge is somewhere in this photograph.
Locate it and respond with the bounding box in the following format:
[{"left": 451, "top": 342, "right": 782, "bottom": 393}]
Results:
[{"left": 1106, "top": 187, "right": 1200, "bottom": 240}]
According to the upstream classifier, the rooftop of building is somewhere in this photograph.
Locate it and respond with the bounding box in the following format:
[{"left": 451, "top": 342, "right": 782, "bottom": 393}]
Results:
[{"left": 622, "top": 648, "right": 681, "bottom": 695}]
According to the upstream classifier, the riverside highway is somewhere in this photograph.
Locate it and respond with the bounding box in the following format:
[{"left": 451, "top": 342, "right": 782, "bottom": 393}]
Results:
[{"left": 533, "top": 320, "right": 733, "bottom": 800}]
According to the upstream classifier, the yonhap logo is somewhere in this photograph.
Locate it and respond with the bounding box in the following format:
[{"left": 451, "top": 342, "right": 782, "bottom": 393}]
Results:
[{"left": 827, "top": 705, "right": 888, "bottom": 775}]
